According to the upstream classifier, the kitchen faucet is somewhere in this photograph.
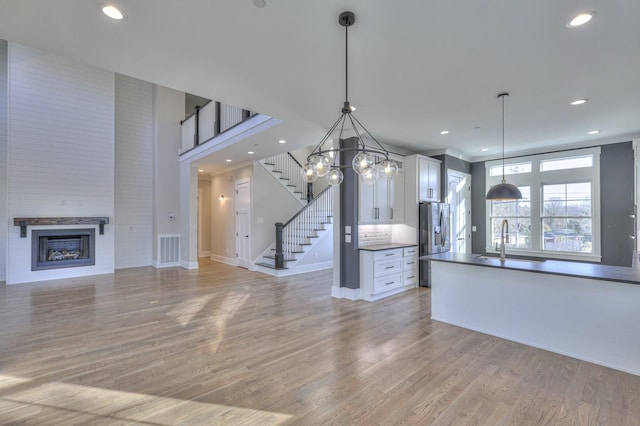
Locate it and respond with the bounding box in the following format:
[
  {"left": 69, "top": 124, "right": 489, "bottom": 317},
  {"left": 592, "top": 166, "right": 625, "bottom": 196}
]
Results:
[{"left": 497, "top": 219, "right": 509, "bottom": 261}]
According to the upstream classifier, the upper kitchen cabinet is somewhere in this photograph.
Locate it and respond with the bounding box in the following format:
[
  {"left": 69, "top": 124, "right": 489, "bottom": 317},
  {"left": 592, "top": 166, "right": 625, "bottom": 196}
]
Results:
[
  {"left": 405, "top": 155, "right": 441, "bottom": 203},
  {"left": 358, "top": 155, "right": 405, "bottom": 224}
]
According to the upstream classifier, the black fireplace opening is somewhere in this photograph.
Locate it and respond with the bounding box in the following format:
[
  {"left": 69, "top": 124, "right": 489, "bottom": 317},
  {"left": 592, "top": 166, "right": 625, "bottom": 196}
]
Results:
[{"left": 31, "top": 229, "right": 96, "bottom": 271}]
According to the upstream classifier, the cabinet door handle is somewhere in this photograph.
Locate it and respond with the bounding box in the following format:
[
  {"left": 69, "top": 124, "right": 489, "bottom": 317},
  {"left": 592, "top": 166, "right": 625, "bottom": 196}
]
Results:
[
  {"left": 407, "top": 275, "right": 415, "bottom": 279},
  {"left": 390, "top": 208, "right": 393, "bottom": 219},
  {"left": 385, "top": 281, "right": 395, "bottom": 286},
  {"left": 385, "top": 265, "right": 395, "bottom": 269},
  {"left": 407, "top": 261, "right": 415, "bottom": 265},
  {"left": 385, "top": 253, "right": 394, "bottom": 256},
  {"left": 428, "top": 188, "right": 433, "bottom": 199}
]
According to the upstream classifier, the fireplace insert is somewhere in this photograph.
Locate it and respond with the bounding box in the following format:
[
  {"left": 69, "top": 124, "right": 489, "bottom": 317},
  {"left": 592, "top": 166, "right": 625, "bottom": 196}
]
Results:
[{"left": 31, "top": 229, "right": 95, "bottom": 271}]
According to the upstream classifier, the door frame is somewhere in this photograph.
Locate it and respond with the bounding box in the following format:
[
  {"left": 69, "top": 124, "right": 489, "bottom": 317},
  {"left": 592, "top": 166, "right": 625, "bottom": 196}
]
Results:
[
  {"left": 446, "top": 169, "right": 472, "bottom": 253},
  {"left": 235, "top": 177, "right": 251, "bottom": 268}
]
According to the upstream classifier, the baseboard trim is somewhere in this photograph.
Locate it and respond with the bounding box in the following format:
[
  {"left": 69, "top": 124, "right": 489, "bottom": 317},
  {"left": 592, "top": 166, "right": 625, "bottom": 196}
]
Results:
[
  {"left": 199, "top": 251, "right": 212, "bottom": 258},
  {"left": 152, "top": 261, "right": 180, "bottom": 269},
  {"left": 210, "top": 254, "right": 238, "bottom": 267},
  {"left": 331, "top": 286, "right": 361, "bottom": 300},
  {"left": 180, "top": 260, "right": 199, "bottom": 270}
]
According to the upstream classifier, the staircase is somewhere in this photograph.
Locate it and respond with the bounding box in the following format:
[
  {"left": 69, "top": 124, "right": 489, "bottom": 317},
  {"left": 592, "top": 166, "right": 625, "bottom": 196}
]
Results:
[
  {"left": 254, "top": 152, "right": 334, "bottom": 275},
  {"left": 259, "top": 153, "right": 310, "bottom": 204}
]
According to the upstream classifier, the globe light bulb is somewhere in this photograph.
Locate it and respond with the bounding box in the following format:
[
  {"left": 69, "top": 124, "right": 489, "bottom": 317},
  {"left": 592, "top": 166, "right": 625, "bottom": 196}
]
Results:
[
  {"left": 310, "top": 154, "right": 330, "bottom": 177},
  {"left": 352, "top": 152, "right": 375, "bottom": 175},
  {"left": 378, "top": 159, "right": 399, "bottom": 180},
  {"left": 359, "top": 166, "right": 378, "bottom": 185},
  {"left": 302, "top": 163, "right": 318, "bottom": 182},
  {"left": 326, "top": 167, "right": 344, "bottom": 186}
]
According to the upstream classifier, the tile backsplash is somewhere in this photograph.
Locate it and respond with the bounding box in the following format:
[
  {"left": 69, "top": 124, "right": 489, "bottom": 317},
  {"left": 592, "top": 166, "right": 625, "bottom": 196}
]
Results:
[{"left": 359, "top": 224, "right": 392, "bottom": 246}]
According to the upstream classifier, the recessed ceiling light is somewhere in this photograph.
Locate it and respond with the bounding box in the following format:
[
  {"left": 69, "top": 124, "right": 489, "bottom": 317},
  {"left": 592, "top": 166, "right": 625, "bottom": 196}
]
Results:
[
  {"left": 253, "top": 0, "right": 266, "bottom": 8},
  {"left": 278, "top": 140, "right": 286, "bottom": 144},
  {"left": 567, "top": 12, "right": 596, "bottom": 28},
  {"left": 198, "top": 169, "right": 204, "bottom": 172},
  {"left": 100, "top": 3, "right": 126, "bottom": 20},
  {"left": 248, "top": 151, "right": 254, "bottom": 155},
  {"left": 440, "top": 130, "right": 449, "bottom": 135},
  {"left": 570, "top": 99, "right": 588, "bottom": 106},
  {"left": 226, "top": 159, "right": 232, "bottom": 162},
  {"left": 481, "top": 148, "right": 489, "bottom": 152},
  {"left": 587, "top": 130, "right": 600, "bottom": 135}
]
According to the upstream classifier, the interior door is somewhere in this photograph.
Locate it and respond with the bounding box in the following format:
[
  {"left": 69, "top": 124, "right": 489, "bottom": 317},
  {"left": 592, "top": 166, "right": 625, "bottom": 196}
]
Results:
[
  {"left": 447, "top": 170, "right": 472, "bottom": 253},
  {"left": 235, "top": 178, "right": 251, "bottom": 268}
]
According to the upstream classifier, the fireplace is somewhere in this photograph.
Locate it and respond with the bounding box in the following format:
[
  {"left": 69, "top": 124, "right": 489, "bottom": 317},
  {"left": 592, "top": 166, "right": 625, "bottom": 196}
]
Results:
[{"left": 32, "top": 229, "right": 96, "bottom": 271}]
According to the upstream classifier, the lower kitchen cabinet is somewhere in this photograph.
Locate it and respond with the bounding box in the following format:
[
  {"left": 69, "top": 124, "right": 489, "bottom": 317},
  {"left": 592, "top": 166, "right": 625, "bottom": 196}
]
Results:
[{"left": 359, "top": 245, "right": 418, "bottom": 301}]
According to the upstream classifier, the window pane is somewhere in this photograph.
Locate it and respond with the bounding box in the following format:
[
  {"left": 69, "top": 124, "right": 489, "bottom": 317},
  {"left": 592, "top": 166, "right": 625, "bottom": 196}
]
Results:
[
  {"left": 543, "top": 218, "right": 593, "bottom": 253},
  {"left": 541, "top": 155, "right": 593, "bottom": 172},
  {"left": 543, "top": 183, "right": 591, "bottom": 217},
  {"left": 489, "top": 162, "right": 532, "bottom": 176},
  {"left": 490, "top": 218, "right": 532, "bottom": 249}
]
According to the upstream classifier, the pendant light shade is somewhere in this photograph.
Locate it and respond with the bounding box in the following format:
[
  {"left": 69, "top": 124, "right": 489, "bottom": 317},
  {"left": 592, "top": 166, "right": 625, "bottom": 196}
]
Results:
[{"left": 486, "top": 93, "right": 523, "bottom": 201}]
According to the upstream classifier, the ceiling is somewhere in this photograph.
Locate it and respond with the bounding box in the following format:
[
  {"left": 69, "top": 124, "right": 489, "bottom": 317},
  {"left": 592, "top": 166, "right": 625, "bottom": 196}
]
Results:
[{"left": 1, "top": 0, "right": 639, "bottom": 175}]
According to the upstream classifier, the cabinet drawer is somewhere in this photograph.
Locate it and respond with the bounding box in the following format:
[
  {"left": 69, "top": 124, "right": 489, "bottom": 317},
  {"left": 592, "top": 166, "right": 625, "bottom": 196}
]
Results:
[
  {"left": 373, "top": 272, "right": 403, "bottom": 294},
  {"left": 403, "top": 246, "right": 418, "bottom": 257},
  {"left": 403, "top": 255, "right": 418, "bottom": 270},
  {"left": 373, "top": 248, "right": 402, "bottom": 261},
  {"left": 374, "top": 259, "right": 402, "bottom": 277},
  {"left": 403, "top": 270, "right": 418, "bottom": 285}
]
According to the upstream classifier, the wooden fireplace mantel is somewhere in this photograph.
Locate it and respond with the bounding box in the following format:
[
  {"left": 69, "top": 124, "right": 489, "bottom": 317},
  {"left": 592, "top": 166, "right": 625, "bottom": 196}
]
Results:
[{"left": 13, "top": 217, "right": 110, "bottom": 238}]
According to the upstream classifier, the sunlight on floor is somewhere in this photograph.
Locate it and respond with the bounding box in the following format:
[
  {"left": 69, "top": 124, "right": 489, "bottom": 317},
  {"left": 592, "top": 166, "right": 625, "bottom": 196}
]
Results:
[{"left": 0, "top": 374, "right": 293, "bottom": 424}]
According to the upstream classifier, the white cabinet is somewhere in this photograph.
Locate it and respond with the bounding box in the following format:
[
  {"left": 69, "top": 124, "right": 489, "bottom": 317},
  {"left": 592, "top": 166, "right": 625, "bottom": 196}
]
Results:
[
  {"left": 418, "top": 156, "right": 441, "bottom": 202},
  {"left": 360, "top": 245, "right": 418, "bottom": 301},
  {"left": 359, "top": 172, "right": 405, "bottom": 224}
]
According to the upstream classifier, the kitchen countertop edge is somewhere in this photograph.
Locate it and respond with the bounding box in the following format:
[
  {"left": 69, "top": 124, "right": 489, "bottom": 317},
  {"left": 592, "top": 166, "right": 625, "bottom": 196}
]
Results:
[
  {"left": 421, "top": 252, "right": 640, "bottom": 285},
  {"left": 359, "top": 243, "right": 418, "bottom": 251}
]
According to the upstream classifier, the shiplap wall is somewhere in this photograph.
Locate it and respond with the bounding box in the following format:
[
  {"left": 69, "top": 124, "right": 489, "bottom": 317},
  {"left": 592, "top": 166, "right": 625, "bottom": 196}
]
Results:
[
  {"left": 0, "top": 40, "right": 7, "bottom": 282},
  {"left": 114, "top": 74, "right": 153, "bottom": 268},
  {"left": 7, "top": 43, "right": 115, "bottom": 284}
]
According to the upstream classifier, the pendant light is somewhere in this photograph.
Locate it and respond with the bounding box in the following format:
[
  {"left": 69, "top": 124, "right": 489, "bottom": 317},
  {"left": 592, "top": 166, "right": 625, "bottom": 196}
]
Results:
[
  {"left": 303, "top": 11, "right": 398, "bottom": 186},
  {"left": 486, "top": 93, "right": 523, "bottom": 200}
]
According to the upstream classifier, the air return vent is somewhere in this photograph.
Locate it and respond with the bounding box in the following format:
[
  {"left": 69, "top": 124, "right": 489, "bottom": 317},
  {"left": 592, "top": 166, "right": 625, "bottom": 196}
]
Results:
[{"left": 157, "top": 234, "right": 180, "bottom": 267}]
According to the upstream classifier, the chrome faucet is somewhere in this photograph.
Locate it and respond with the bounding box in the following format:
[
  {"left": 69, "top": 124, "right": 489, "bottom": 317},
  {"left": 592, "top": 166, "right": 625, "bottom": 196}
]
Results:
[{"left": 497, "top": 219, "right": 510, "bottom": 261}]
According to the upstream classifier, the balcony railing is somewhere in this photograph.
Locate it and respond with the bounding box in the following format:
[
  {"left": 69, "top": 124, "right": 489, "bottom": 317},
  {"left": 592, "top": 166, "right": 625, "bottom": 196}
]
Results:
[{"left": 180, "top": 100, "right": 255, "bottom": 155}]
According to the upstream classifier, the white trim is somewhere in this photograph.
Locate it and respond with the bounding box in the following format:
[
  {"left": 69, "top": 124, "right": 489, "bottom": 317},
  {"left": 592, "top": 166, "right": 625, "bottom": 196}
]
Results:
[
  {"left": 252, "top": 260, "right": 333, "bottom": 277},
  {"left": 331, "top": 286, "right": 361, "bottom": 300},
  {"left": 447, "top": 169, "right": 472, "bottom": 254},
  {"left": 210, "top": 254, "right": 237, "bottom": 266},
  {"left": 180, "top": 260, "right": 199, "bottom": 269}
]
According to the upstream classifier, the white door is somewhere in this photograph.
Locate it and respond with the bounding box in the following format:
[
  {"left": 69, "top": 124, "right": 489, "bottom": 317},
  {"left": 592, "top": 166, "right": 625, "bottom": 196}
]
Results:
[
  {"left": 235, "top": 178, "right": 251, "bottom": 268},
  {"left": 447, "top": 170, "right": 472, "bottom": 253}
]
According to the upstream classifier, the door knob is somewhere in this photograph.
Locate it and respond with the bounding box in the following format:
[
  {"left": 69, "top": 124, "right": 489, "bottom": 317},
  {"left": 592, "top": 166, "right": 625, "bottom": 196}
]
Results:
[{"left": 245, "top": 235, "right": 249, "bottom": 238}]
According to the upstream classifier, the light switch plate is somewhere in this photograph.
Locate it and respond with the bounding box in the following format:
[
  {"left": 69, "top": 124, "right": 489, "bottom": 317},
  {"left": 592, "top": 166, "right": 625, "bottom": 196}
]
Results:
[
  {"left": 345, "top": 225, "right": 351, "bottom": 234},
  {"left": 472, "top": 225, "right": 477, "bottom": 232},
  {"left": 345, "top": 235, "right": 352, "bottom": 243}
]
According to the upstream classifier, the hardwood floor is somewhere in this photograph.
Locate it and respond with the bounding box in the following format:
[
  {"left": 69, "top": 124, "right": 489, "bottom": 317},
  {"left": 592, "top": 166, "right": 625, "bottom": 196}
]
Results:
[{"left": 0, "top": 260, "right": 638, "bottom": 425}]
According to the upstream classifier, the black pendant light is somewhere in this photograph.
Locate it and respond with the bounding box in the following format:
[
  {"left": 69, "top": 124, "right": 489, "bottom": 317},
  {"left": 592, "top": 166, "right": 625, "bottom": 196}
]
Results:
[{"left": 486, "top": 93, "right": 523, "bottom": 200}]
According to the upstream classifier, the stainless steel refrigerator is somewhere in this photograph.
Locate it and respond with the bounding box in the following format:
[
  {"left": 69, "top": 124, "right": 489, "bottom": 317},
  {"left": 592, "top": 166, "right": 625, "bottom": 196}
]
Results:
[{"left": 419, "top": 202, "right": 451, "bottom": 287}]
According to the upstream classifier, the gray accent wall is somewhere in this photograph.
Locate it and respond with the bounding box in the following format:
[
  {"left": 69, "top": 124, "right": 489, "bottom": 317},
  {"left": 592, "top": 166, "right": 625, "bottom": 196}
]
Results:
[
  {"left": 470, "top": 141, "right": 635, "bottom": 266},
  {"left": 340, "top": 137, "right": 360, "bottom": 289},
  {"left": 432, "top": 154, "right": 472, "bottom": 200},
  {"left": 600, "top": 142, "right": 635, "bottom": 266}
]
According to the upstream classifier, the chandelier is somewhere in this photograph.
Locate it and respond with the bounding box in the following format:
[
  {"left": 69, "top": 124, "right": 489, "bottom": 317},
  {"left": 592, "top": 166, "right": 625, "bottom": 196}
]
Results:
[{"left": 303, "top": 11, "right": 399, "bottom": 186}]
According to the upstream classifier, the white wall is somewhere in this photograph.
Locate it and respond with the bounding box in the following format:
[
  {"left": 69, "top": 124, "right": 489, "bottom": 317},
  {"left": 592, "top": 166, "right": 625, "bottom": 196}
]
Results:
[
  {"left": 6, "top": 42, "right": 115, "bottom": 284},
  {"left": 0, "top": 40, "right": 7, "bottom": 282},
  {"left": 114, "top": 74, "right": 153, "bottom": 268},
  {"left": 251, "top": 162, "right": 304, "bottom": 260},
  {"left": 209, "top": 166, "right": 252, "bottom": 264},
  {"left": 198, "top": 178, "right": 212, "bottom": 256},
  {"left": 152, "top": 85, "right": 183, "bottom": 264}
]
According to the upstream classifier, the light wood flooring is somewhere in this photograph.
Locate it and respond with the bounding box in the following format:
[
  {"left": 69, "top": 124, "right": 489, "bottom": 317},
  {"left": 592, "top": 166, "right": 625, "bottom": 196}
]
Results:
[{"left": 0, "top": 259, "right": 638, "bottom": 425}]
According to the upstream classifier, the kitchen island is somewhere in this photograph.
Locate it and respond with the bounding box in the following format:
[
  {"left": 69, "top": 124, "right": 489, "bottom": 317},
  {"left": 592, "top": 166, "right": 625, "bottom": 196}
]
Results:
[{"left": 422, "top": 252, "right": 640, "bottom": 376}]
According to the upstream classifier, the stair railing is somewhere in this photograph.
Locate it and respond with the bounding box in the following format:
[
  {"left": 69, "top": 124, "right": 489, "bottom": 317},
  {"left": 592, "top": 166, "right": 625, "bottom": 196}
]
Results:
[
  {"left": 263, "top": 153, "right": 311, "bottom": 202},
  {"left": 274, "top": 185, "right": 333, "bottom": 269}
]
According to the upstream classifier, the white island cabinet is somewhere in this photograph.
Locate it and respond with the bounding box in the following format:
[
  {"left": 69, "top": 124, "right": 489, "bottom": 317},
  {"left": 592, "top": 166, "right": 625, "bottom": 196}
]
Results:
[
  {"left": 359, "top": 244, "right": 418, "bottom": 301},
  {"left": 428, "top": 253, "right": 640, "bottom": 376}
]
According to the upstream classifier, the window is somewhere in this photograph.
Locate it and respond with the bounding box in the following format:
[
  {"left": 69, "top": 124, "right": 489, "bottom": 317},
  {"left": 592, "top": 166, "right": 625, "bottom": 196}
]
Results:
[
  {"left": 485, "top": 147, "right": 600, "bottom": 261},
  {"left": 542, "top": 182, "right": 592, "bottom": 254},
  {"left": 489, "top": 187, "right": 531, "bottom": 250}
]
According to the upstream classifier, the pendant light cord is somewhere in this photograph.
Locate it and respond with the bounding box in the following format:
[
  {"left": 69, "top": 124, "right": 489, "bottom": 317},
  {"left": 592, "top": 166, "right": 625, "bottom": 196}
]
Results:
[
  {"left": 501, "top": 94, "right": 505, "bottom": 182},
  {"left": 345, "top": 24, "right": 349, "bottom": 104}
]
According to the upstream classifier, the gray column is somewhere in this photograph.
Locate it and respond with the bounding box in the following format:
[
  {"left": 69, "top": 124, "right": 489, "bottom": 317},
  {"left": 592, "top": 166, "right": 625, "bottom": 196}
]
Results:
[{"left": 340, "top": 137, "right": 360, "bottom": 289}]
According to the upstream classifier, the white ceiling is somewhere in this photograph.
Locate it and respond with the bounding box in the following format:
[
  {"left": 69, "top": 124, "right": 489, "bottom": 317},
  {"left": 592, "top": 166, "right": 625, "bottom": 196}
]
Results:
[{"left": 1, "top": 0, "right": 639, "bottom": 175}]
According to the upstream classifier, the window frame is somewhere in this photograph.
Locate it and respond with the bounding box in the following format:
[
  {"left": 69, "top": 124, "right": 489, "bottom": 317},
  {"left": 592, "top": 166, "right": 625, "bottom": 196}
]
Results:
[{"left": 485, "top": 147, "right": 601, "bottom": 262}]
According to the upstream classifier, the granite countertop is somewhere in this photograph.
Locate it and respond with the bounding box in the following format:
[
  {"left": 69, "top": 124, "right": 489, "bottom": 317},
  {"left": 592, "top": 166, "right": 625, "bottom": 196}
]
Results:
[
  {"left": 421, "top": 252, "right": 640, "bottom": 285},
  {"left": 359, "top": 243, "right": 418, "bottom": 251}
]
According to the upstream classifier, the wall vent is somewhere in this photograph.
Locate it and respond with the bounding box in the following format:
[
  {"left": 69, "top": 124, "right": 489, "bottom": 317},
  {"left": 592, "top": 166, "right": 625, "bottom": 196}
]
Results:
[{"left": 158, "top": 234, "right": 180, "bottom": 267}]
